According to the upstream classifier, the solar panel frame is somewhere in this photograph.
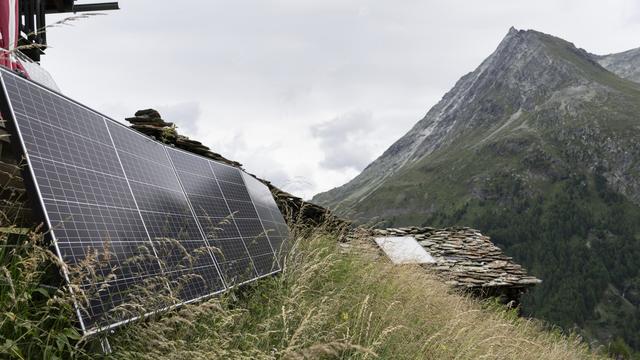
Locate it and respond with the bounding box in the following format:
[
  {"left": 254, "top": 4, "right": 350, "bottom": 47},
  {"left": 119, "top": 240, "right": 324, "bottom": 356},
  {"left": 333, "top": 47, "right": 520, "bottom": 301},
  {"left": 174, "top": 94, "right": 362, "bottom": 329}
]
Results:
[
  {"left": 0, "top": 68, "right": 290, "bottom": 335},
  {"left": 0, "top": 72, "right": 198, "bottom": 332},
  {"left": 0, "top": 71, "right": 91, "bottom": 332}
]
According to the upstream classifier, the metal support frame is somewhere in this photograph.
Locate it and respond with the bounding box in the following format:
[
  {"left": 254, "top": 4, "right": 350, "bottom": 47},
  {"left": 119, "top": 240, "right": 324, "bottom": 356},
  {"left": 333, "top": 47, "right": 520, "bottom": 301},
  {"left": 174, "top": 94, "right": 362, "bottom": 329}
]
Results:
[
  {"left": 72, "top": 3, "right": 119, "bottom": 12},
  {"left": 99, "top": 336, "right": 112, "bottom": 354},
  {"left": 17, "top": 0, "right": 120, "bottom": 62}
]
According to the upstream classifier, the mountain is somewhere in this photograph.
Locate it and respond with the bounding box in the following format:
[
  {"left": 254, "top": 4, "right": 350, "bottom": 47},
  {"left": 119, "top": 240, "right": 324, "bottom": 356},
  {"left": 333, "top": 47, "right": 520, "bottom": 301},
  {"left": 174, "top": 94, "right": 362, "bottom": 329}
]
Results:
[
  {"left": 594, "top": 47, "right": 640, "bottom": 84},
  {"left": 313, "top": 28, "right": 640, "bottom": 350}
]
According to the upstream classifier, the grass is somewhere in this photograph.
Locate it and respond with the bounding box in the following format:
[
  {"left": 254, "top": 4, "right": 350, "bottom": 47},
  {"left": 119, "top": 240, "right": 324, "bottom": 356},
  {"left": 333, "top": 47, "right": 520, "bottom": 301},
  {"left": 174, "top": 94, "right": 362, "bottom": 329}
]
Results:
[
  {"left": 0, "top": 227, "right": 83, "bottom": 359},
  {"left": 0, "top": 219, "right": 605, "bottom": 359},
  {"left": 0, "top": 161, "right": 83, "bottom": 359},
  {"left": 104, "top": 227, "right": 600, "bottom": 359}
]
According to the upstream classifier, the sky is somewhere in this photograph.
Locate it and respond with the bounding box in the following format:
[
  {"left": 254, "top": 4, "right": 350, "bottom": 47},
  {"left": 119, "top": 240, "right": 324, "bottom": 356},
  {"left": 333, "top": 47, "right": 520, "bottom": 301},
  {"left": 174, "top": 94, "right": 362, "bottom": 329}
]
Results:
[{"left": 41, "top": 0, "right": 640, "bottom": 199}]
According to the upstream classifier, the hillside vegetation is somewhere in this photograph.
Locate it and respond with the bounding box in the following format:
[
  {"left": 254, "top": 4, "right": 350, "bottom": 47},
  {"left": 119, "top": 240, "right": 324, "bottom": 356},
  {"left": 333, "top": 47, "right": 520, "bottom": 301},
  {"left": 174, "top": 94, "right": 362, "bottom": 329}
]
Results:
[{"left": 1, "top": 218, "right": 605, "bottom": 359}]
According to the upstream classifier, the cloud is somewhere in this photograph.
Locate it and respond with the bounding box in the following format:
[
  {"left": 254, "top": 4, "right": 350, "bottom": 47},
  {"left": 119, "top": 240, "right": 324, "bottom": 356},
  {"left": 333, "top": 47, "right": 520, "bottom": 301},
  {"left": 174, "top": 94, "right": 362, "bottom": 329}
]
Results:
[
  {"left": 311, "top": 111, "right": 376, "bottom": 171},
  {"left": 631, "top": 1, "right": 640, "bottom": 23},
  {"left": 155, "top": 102, "right": 202, "bottom": 137},
  {"left": 211, "top": 132, "right": 316, "bottom": 194},
  {"left": 41, "top": 0, "right": 640, "bottom": 199}
]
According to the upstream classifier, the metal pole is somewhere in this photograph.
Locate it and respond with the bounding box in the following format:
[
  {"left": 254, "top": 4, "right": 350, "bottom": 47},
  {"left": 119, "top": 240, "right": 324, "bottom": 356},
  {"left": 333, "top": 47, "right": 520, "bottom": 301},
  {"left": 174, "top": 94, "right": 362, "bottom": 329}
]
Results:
[{"left": 100, "top": 337, "right": 112, "bottom": 354}]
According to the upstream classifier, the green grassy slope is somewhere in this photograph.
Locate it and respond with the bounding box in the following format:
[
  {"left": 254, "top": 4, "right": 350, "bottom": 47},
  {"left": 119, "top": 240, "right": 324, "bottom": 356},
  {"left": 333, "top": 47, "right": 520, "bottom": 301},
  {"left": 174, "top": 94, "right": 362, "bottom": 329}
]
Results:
[
  {"left": 1, "top": 224, "right": 606, "bottom": 359},
  {"left": 97, "top": 232, "right": 606, "bottom": 359}
]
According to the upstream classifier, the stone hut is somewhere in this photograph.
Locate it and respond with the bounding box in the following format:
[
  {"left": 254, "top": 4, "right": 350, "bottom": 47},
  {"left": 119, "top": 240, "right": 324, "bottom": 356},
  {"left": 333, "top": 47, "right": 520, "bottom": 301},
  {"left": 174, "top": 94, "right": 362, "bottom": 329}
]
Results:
[{"left": 355, "top": 226, "right": 541, "bottom": 306}]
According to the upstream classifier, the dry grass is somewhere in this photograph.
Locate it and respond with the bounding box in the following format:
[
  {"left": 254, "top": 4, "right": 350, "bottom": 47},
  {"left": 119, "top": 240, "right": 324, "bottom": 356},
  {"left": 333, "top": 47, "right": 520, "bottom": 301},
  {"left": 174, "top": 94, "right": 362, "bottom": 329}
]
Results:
[
  {"left": 0, "top": 162, "right": 84, "bottom": 359},
  {"left": 106, "top": 228, "right": 603, "bottom": 359}
]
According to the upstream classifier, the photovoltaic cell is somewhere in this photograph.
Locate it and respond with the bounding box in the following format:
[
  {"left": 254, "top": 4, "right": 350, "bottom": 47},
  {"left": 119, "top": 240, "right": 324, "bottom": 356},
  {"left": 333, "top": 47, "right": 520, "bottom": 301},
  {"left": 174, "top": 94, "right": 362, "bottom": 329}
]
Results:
[{"left": 0, "top": 68, "right": 290, "bottom": 335}]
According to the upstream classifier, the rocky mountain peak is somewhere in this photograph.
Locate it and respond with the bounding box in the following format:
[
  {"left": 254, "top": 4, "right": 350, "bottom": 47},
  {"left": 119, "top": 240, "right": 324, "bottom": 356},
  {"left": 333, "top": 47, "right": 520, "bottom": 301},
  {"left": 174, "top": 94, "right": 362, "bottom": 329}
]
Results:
[
  {"left": 471, "top": 28, "right": 598, "bottom": 93},
  {"left": 312, "top": 28, "right": 640, "bottom": 213},
  {"left": 373, "top": 28, "right": 599, "bottom": 167}
]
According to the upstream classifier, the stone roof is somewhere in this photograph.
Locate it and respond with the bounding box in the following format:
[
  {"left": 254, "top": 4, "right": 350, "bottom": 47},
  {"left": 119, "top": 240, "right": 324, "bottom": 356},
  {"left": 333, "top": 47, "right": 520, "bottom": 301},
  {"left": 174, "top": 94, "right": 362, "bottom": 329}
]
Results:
[
  {"left": 126, "top": 109, "right": 348, "bottom": 230},
  {"left": 362, "top": 226, "right": 541, "bottom": 289}
]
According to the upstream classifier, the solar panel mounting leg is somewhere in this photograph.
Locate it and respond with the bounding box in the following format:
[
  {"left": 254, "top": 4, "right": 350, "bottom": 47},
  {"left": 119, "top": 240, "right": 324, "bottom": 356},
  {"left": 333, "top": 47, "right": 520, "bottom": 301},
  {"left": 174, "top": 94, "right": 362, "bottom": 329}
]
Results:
[{"left": 100, "top": 337, "right": 112, "bottom": 354}]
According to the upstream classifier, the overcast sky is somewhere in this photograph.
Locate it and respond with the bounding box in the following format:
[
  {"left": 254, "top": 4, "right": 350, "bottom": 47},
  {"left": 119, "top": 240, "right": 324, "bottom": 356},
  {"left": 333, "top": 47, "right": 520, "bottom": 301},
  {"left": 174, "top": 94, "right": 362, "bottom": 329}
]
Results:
[{"left": 42, "top": 0, "right": 640, "bottom": 199}]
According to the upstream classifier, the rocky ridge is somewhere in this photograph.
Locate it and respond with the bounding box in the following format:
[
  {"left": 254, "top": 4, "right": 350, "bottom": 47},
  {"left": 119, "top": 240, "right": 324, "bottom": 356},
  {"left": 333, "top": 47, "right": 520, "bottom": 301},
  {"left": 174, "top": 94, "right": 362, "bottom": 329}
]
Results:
[
  {"left": 594, "top": 47, "right": 640, "bottom": 84},
  {"left": 313, "top": 27, "right": 592, "bottom": 212}
]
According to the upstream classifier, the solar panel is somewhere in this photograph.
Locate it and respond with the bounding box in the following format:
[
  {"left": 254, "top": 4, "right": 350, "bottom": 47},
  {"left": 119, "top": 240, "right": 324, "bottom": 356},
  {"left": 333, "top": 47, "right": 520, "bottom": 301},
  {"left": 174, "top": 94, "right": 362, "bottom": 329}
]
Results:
[
  {"left": 0, "top": 68, "right": 290, "bottom": 335},
  {"left": 242, "top": 172, "right": 290, "bottom": 260},
  {"left": 166, "top": 147, "right": 267, "bottom": 284}
]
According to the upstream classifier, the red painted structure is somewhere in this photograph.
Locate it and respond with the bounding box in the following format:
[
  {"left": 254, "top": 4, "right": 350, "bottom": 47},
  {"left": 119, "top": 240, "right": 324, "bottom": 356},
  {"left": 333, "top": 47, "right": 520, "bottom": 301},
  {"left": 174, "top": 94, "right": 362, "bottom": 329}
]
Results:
[
  {"left": 0, "top": 0, "right": 118, "bottom": 79},
  {"left": 0, "top": 0, "right": 25, "bottom": 73}
]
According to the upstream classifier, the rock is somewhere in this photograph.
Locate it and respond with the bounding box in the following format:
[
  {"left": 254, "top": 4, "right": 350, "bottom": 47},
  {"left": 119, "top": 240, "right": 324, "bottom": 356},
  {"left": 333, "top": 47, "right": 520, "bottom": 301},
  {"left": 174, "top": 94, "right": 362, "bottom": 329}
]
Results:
[
  {"left": 134, "top": 108, "right": 162, "bottom": 119},
  {"left": 126, "top": 117, "right": 172, "bottom": 127}
]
